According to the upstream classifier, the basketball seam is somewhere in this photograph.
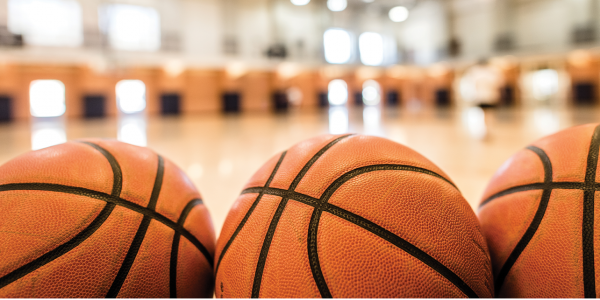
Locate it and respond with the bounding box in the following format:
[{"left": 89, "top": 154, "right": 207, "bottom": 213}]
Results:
[
  {"left": 0, "top": 204, "right": 116, "bottom": 290},
  {"left": 78, "top": 141, "right": 123, "bottom": 196},
  {"left": 583, "top": 125, "right": 600, "bottom": 298},
  {"left": 242, "top": 164, "right": 476, "bottom": 298},
  {"left": 492, "top": 146, "right": 553, "bottom": 296},
  {"left": 0, "top": 141, "right": 123, "bottom": 291},
  {"left": 251, "top": 134, "right": 352, "bottom": 298},
  {"left": 0, "top": 183, "right": 213, "bottom": 267},
  {"left": 480, "top": 182, "right": 597, "bottom": 207},
  {"left": 170, "top": 198, "right": 204, "bottom": 298},
  {"left": 478, "top": 125, "right": 600, "bottom": 297},
  {"left": 106, "top": 155, "right": 165, "bottom": 298},
  {"left": 214, "top": 151, "right": 287, "bottom": 276}
]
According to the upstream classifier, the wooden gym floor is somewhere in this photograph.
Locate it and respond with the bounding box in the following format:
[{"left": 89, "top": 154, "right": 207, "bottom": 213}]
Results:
[{"left": 0, "top": 105, "right": 597, "bottom": 235}]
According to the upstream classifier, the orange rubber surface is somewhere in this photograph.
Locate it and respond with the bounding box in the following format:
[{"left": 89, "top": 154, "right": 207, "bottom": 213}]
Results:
[
  {"left": 0, "top": 139, "right": 215, "bottom": 297},
  {"left": 479, "top": 123, "right": 600, "bottom": 297},
  {"left": 215, "top": 134, "right": 493, "bottom": 298}
]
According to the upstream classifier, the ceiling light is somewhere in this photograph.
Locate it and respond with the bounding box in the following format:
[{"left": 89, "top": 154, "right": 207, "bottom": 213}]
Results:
[
  {"left": 389, "top": 6, "right": 409, "bottom": 22},
  {"left": 291, "top": 0, "right": 310, "bottom": 5}
]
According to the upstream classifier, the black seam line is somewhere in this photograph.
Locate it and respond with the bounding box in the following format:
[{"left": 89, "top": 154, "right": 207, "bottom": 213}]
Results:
[
  {"left": 242, "top": 187, "right": 318, "bottom": 206},
  {"left": 494, "top": 145, "right": 553, "bottom": 296},
  {"left": 309, "top": 163, "right": 457, "bottom": 298},
  {"left": 250, "top": 197, "right": 290, "bottom": 298},
  {"left": 0, "top": 183, "right": 213, "bottom": 267},
  {"left": 77, "top": 141, "right": 123, "bottom": 197},
  {"left": 215, "top": 151, "right": 287, "bottom": 275},
  {"left": 326, "top": 204, "right": 479, "bottom": 298},
  {"left": 252, "top": 134, "right": 352, "bottom": 298},
  {"left": 243, "top": 162, "right": 471, "bottom": 297},
  {"left": 106, "top": 155, "right": 165, "bottom": 298},
  {"left": 583, "top": 125, "right": 600, "bottom": 298},
  {"left": 0, "top": 141, "right": 125, "bottom": 290},
  {"left": 0, "top": 203, "right": 116, "bottom": 290},
  {"left": 307, "top": 205, "right": 331, "bottom": 297},
  {"left": 239, "top": 188, "right": 479, "bottom": 298},
  {"left": 479, "top": 181, "right": 600, "bottom": 209},
  {"left": 289, "top": 134, "right": 354, "bottom": 190},
  {"left": 170, "top": 198, "right": 204, "bottom": 298},
  {"left": 320, "top": 164, "right": 457, "bottom": 201}
]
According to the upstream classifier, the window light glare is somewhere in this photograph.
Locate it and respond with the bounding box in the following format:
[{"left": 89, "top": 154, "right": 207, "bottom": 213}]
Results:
[
  {"left": 30, "top": 80, "right": 66, "bottom": 118},
  {"left": 362, "top": 80, "right": 381, "bottom": 106},
  {"left": 363, "top": 106, "right": 382, "bottom": 136},
  {"left": 327, "top": 0, "right": 347, "bottom": 12},
  {"left": 359, "top": 32, "right": 384, "bottom": 66},
  {"left": 291, "top": 0, "right": 310, "bottom": 5},
  {"left": 31, "top": 127, "right": 67, "bottom": 150},
  {"left": 329, "top": 107, "right": 348, "bottom": 134},
  {"left": 324, "top": 29, "right": 351, "bottom": 64},
  {"left": 328, "top": 79, "right": 348, "bottom": 106},
  {"left": 118, "top": 118, "right": 147, "bottom": 146},
  {"left": 116, "top": 80, "right": 146, "bottom": 114},
  {"left": 389, "top": 6, "right": 409, "bottom": 23}
]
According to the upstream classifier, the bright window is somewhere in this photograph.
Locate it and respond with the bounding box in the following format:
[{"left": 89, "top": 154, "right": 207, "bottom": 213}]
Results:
[
  {"left": 30, "top": 80, "right": 66, "bottom": 117},
  {"left": 324, "top": 29, "right": 351, "bottom": 64},
  {"left": 8, "top": 0, "right": 82, "bottom": 47},
  {"left": 359, "top": 32, "right": 384, "bottom": 66},
  {"left": 531, "top": 69, "right": 559, "bottom": 101},
  {"left": 327, "top": 0, "right": 347, "bottom": 12},
  {"left": 328, "top": 79, "right": 348, "bottom": 105},
  {"left": 101, "top": 4, "right": 160, "bottom": 51},
  {"left": 362, "top": 80, "right": 381, "bottom": 106},
  {"left": 116, "top": 80, "right": 146, "bottom": 114}
]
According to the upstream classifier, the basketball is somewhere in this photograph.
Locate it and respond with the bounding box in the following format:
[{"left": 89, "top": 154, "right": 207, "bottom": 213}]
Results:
[
  {"left": 0, "top": 139, "right": 215, "bottom": 298},
  {"left": 215, "top": 134, "right": 493, "bottom": 298},
  {"left": 479, "top": 123, "right": 600, "bottom": 297}
]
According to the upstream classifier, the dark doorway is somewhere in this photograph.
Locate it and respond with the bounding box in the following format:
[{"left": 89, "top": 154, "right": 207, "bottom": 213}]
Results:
[
  {"left": 500, "top": 85, "right": 515, "bottom": 106},
  {"left": 223, "top": 92, "right": 241, "bottom": 112},
  {"left": 318, "top": 92, "right": 328, "bottom": 108},
  {"left": 387, "top": 91, "right": 400, "bottom": 106},
  {"left": 354, "top": 92, "right": 363, "bottom": 106},
  {"left": 435, "top": 89, "right": 451, "bottom": 107},
  {"left": 272, "top": 91, "right": 289, "bottom": 112},
  {"left": 0, "top": 96, "right": 11, "bottom": 122},
  {"left": 573, "top": 82, "right": 596, "bottom": 105},
  {"left": 83, "top": 95, "right": 106, "bottom": 118},
  {"left": 161, "top": 93, "right": 181, "bottom": 115}
]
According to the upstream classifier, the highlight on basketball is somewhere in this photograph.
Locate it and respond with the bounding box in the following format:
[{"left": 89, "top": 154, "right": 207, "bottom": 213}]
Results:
[{"left": 0, "top": 0, "right": 599, "bottom": 298}]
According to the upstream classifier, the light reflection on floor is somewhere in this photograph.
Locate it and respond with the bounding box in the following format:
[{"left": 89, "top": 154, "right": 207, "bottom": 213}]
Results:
[{"left": 2, "top": 105, "right": 598, "bottom": 235}]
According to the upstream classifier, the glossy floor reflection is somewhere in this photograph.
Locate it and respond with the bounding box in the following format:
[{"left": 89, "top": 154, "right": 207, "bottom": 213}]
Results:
[{"left": 1, "top": 106, "right": 598, "bottom": 235}]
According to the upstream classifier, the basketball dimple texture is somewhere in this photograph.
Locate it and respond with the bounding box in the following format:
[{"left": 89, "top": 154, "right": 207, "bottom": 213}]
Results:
[
  {"left": 478, "top": 123, "right": 600, "bottom": 297},
  {"left": 215, "top": 134, "right": 494, "bottom": 298},
  {"left": 0, "top": 139, "right": 215, "bottom": 298}
]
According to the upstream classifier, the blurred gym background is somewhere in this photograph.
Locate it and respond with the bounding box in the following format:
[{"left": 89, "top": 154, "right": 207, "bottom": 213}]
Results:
[{"left": 0, "top": 0, "right": 598, "bottom": 232}]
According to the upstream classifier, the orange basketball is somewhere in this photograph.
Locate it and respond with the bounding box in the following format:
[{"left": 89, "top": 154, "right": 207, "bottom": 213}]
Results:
[
  {"left": 479, "top": 123, "right": 600, "bottom": 297},
  {"left": 215, "top": 134, "right": 493, "bottom": 297},
  {"left": 0, "top": 139, "right": 215, "bottom": 297}
]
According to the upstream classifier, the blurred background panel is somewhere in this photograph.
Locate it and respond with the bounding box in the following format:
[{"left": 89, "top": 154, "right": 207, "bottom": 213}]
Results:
[{"left": 0, "top": 0, "right": 599, "bottom": 232}]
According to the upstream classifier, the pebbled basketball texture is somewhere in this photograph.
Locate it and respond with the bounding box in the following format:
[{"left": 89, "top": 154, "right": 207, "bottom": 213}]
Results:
[
  {"left": 0, "top": 139, "right": 215, "bottom": 298},
  {"left": 215, "top": 134, "right": 493, "bottom": 298},
  {"left": 479, "top": 123, "right": 600, "bottom": 297}
]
